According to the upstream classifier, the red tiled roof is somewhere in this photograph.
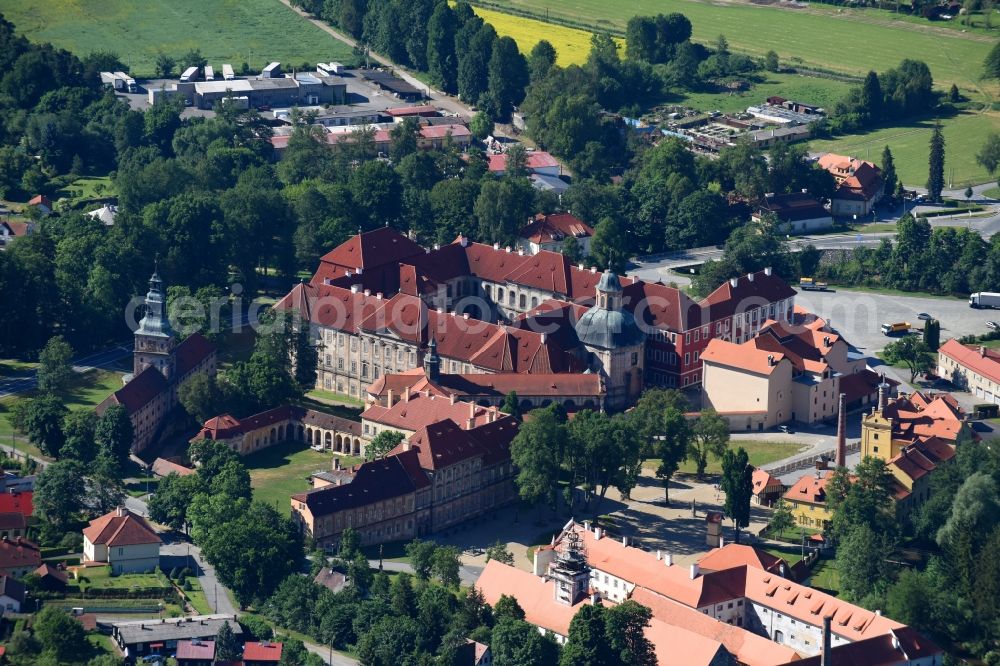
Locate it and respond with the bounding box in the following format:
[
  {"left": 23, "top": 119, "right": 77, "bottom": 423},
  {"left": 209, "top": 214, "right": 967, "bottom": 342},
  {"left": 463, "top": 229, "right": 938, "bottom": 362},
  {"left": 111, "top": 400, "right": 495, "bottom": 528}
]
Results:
[
  {"left": 939, "top": 338, "right": 1000, "bottom": 385},
  {"left": 385, "top": 105, "right": 440, "bottom": 117},
  {"left": 698, "top": 543, "right": 787, "bottom": 576},
  {"left": 391, "top": 414, "right": 518, "bottom": 471},
  {"left": 28, "top": 195, "right": 51, "bottom": 208},
  {"left": 421, "top": 124, "right": 471, "bottom": 140},
  {"left": 316, "top": 227, "right": 425, "bottom": 276},
  {"left": 0, "top": 492, "right": 32, "bottom": 518},
  {"left": 368, "top": 368, "right": 603, "bottom": 401},
  {"left": 243, "top": 641, "right": 283, "bottom": 662},
  {"left": 103, "top": 365, "right": 169, "bottom": 415},
  {"left": 699, "top": 270, "right": 796, "bottom": 322},
  {"left": 175, "top": 332, "right": 216, "bottom": 377},
  {"left": 83, "top": 508, "right": 162, "bottom": 548},
  {"left": 702, "top": 339, "right": 786, "bottom": 376},
  {"left": 518, "top": 213, "right": 594, "bottom": 244},
  {"left": 0, "top": 537, "right": 40, "bottom": 570},
  {"left": 152, "top": 457, "right": 196, "bottom": 477},
  {"left": 34, "top": 563, "right": 68, "bottom": 585},
  {"left": 751, "top": 469, "right": 783, "bottom": 496},
  {"left": 783, "top": 471, "right": 834, "bottom": 505},
  {"left": 363, "top": 392, "right": 499, "bottom": 432},
  {"left": 487, "top": 151, "right": 559, "bottom": 173}
]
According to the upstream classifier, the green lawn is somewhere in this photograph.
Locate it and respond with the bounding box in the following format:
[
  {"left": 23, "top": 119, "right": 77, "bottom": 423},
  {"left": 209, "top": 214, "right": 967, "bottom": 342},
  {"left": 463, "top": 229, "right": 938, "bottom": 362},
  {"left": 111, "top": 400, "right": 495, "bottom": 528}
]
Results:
[
  {"left": 811, "top": 556, "right": 841, "bottom": 594},
  {"left": 184, "top": 579, "right": 214, "bottom": 615},
  {"left": 0, "top": 368, "right": 124, "bottom": 451},
  {"left": 74, "top": 568, "right": 172, "bottom": 591},
  {"left": 56, "top": 176, "right": 116, "bottom": 210},
  {"left": 645, "top": 439, "right": 807, "bottom": 475},
  {"left": 0, "top": 359, "right": 37, "bottom": 377},
  {"left": 246, "top": 440, "right": 362, "bottom": 511},
  {"left": 678, "top": 71, "right": 852, "bottom": 115},
  {"left": 1, "top": 0, "right": 356, "bottom": 78},
  {"left": 809, "top": 111, "right": 1000, "bottom": 187},
  {"left": 763, "top": 545, "right": 804, "bottom": 566},
  {"left": 305, "top": 388, "right": 366, "bottom": 408}
]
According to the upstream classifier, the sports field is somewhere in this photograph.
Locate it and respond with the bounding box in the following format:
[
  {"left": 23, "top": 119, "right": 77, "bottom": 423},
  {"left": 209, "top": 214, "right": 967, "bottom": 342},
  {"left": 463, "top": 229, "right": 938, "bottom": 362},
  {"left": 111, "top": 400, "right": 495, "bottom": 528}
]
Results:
[{"left": 1, "top": 0, "right": 355, "bottom": 78}]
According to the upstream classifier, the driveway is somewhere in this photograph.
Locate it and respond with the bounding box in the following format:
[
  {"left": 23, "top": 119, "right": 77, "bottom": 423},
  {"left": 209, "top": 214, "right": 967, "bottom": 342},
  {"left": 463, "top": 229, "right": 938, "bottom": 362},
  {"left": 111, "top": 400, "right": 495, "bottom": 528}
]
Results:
[{"left": 160, "top": 540, "right": 237, "bottom": 616}]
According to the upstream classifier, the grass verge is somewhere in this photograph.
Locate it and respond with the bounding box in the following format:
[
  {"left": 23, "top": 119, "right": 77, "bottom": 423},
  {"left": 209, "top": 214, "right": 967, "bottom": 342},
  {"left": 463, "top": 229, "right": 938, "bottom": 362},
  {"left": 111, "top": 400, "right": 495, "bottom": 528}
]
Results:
[{"left": 246, "top": 440, "right": 362, "bottom": 511}]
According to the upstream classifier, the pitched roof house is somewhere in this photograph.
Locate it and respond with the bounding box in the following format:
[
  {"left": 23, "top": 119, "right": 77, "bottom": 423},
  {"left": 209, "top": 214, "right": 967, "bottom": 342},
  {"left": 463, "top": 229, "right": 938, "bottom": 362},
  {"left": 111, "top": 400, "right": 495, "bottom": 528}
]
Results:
[{"left": 83, "top": 507, "right": 162, "bottom": 574}]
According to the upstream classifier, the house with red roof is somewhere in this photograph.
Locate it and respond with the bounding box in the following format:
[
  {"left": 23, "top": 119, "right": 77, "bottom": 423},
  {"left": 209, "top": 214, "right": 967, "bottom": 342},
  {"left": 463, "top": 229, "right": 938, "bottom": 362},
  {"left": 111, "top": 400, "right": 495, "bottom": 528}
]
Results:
[
  {"left": 97, "top": 269, "right": 217, "bottom": 453},
  {"left": 0, "top": 536, "right": 41, "bottom": 578},
  {"left": 0, "top": 491, "right": 33, "bottom": 518},
  {"left": 27, "top": 195, "right": 52, "bottom": 215},
  {"left": 175, "top": 638, "right": 215, "bottom": 666},
  {"left": 82, "top": 507, "right": 162, "bottom": 574},
  {"left": 817, "top": 153, "right": 885, "bottom": 217},
  {"left": 244, "top": 640, "right": 283, "bottom": 665},
  {"left": 291, "top": 412, "right": 518, "bottom": 549},
  {"left": 0, "top": 220, "right": 33, "bottom": 247},
  {"left": 487, "top": 150, "right": 560, "bottom": 176},
  {"left": 516, "top": 212, "right": 594, "bottom": 256},
  {"left": 937, "top": 338, "right": 1000, "bottom": 403}
]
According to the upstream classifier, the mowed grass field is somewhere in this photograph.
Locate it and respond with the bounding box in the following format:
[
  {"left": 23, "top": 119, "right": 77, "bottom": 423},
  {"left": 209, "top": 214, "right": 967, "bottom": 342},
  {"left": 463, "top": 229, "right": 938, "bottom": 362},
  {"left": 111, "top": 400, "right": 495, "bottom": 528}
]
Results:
[
  {"left": 1, "top": 0, "right": 355, "bottom": 77},
  {"left": 245, "top": 440, "right": 361, "bottom": 511},
  {"left": 811, "top": 111, "right": 997, "bottom": 187}
]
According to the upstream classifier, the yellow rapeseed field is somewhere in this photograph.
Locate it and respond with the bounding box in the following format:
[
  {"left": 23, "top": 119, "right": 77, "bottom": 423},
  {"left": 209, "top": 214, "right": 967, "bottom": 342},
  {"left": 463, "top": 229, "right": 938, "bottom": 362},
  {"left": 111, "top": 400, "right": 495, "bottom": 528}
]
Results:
[{"left": 470, "top": 6, "right": 625, "bottom": 67}]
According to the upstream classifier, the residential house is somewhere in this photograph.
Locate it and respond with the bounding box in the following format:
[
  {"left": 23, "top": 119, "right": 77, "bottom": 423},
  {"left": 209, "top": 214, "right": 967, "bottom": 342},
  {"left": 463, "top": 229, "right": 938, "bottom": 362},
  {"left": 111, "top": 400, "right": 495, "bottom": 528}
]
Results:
[
  {"left": 110, "top": 615, "right": 242, "bottom": 661},
  {"left": 32, "top": 563, "right": 68, "bottom": 590},
  {"left": 487, "top": 151, "right": 560, "bottom": 176},
  {"left": 314, "top": 568, "right": 349, "bottom": 594},
  {"left": 291, "top": 412, "right": 518, "bottom": 549},
  {"left": 0, "top": 491, "right": 32, "bottom": 518},
  {"left": 27, "top": 195, "right": 52, "bottom": 215},
  {"left": 0, "top": 574, "right": 25, "bottom": 612},
  {"left": 516, "top": 213, "right": 594, "bottom": 256},
  {"left": 175, "top": 639, "right": 215, "bottom": 666},
  {"left": 0, "top": 537, "right": 41, "bottom": 578},
  {"left": 817, "top": 153, "right": 884, "bottom": 217},
  {"left": 455, "top": 640, "right": 492, "bottom": 666},
  {"left": 195, "top": 405, "right": 361, "bottom": 457},
  {"left": 82, "top": 507, "right": 162, "bottom": 574},
  {"left": 244, "top": 641, "right": 283, "bottom": 665},
  {"left": 0, "top": 221, "right": 32, "bottom": 248},
  {"left": 97, "top": 268, "right": 217, "bottom": 453},
  {"left": 151, "top": 457, "right": 196, "bottom": 478},
  {"left": 701, "top": 313, "right": 874, "bottom": 430},
  {"left": 753, "top": 192, "right": 833, "bottom": 234},
  {"left": 783, "top": 470, "right": 837, "bottom": 530},
  {"left": 751, "top": 469, "right": 784, "bottom": 507},
  {"left": 937, "top": 338, "right": 1000, "bottom": 403},
  {"left": 86, "top": 204, "right": 118, "bottom": 226}
]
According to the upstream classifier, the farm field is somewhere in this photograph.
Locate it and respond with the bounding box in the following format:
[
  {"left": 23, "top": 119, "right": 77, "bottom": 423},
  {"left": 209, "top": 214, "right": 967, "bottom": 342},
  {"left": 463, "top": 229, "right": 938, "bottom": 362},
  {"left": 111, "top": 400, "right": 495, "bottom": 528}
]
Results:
[
  {"left": 0, "top": 0, "right": 355, "bottom": 78},
  {"left": 471, "top": 5, "right": 622, "bottom": 66},
  {"left": 678, "top": 71, "right": 852, "bottom": 115},
  {"left": 474, "top": 0, "right": 994, "bottom": 91}
]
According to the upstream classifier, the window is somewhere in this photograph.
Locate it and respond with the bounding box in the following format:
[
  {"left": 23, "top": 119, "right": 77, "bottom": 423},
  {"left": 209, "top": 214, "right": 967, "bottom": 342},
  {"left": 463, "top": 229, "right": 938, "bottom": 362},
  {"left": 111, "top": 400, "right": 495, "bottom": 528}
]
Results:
[
  {"left": 685, "top": 333, "right": 691, "bottom": 345},
  {"left": 631, "top": 352, "right": 638, "bottom": 366},
  {"left": 684, "top": 353, "right": 690, "bottom": 366},
  {"left": 702, "top": 326, "right": 708, "bottom": 338},
  {"left": 695, "top": 330, "right": 700, "bottom": 342}
]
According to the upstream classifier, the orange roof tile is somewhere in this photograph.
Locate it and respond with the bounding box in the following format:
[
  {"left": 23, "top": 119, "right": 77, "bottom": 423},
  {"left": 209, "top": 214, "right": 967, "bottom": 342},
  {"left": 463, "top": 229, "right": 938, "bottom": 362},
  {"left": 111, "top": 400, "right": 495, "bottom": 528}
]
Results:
[{"left": 83, "top": 508, "right": 161, "bottom": 548}]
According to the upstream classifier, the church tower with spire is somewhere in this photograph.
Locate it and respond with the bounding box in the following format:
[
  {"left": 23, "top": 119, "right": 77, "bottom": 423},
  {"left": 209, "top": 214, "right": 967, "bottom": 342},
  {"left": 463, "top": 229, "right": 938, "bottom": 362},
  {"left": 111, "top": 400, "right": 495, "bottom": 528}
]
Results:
[
  {"left": 424, "top": 335, "right": 441, "bottom": 381},
  {"left": 133, "top": 268, "right": 176, "bottom": 380}
]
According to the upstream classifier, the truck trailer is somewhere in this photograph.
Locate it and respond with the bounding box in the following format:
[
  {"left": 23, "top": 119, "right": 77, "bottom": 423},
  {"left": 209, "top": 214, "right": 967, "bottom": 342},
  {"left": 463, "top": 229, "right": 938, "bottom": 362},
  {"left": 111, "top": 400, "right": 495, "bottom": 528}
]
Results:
[
  {"left": 970, "top": 292, "right": 1000, "bottom": 309},
  {"left": 222, "top": 64, "right": 235, "bottom": 81},
  {"left": 204, "top": 66, "right": 215, "bottom": 81},
  {"left": 180, "top": 66, "right": 199, "bottom": 83}
]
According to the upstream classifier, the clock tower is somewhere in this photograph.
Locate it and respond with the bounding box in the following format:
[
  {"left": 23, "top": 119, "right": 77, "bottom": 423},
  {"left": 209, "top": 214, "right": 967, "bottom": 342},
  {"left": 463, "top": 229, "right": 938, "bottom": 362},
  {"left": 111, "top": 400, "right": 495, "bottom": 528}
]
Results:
[{"left": 133, "top": 269, "right": 176, "bottom": 380}]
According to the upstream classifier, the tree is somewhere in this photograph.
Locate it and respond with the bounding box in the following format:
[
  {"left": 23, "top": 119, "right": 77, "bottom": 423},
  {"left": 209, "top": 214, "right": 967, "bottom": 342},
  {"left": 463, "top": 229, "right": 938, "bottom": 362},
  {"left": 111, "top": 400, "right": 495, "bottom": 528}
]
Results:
[
  {"left": 390, "top": 116, "right": 421, "bottom": 163},
  {"left": 509, "top": 406, "right": 565, "bottom": 508},
  {"left": 605, "top": 601, "right": 656, "bottom": 666},
  {"left": 406, "top": 538, "right": 437, "bottom": 580},
  {"left": 560, "top": 604, "right": 612, "bottom": 666},
  {"left": 501, "top": 391, "right": 521, "bottom": 419},
  {"left": 485, "top": 539, "right": 514, "bottom": 565},
  {"left": 859, "top": 71, "right": 883, "bottom": 122},
  {"left": 881, "top": 146, "right": 898, "bottom": 203},
  {"left": 484, "top": 36, "right": 529, "bottom": 122},
  {"left": 357, "top": 616, "right": 420, "bottom": 666},
  {"left": 923, "top": 318, "right": 941, "bottom": 350},
  {"left": 339, "top": 526, "right": 360, "bottom": 560},
  {"left": 37, "top": 335, "right": 73, "bottom": 392},
  {"left": 474, "top": 178, "right": 534, "bottom": 245},
  {"left": 148, "top": 472, "right": 205, "bottom": 531},
  {"left": 34, "top": 459, "right": 87, "bottom": 527},
  {"left": 589, "top": 216, "right": 628, "bottom": 273},
  {"left": 469, "top": 110, "right": 493, "bottom": 140},
  {"left": 90, "top": 453, "right": 127, "bottom": 514},
  {"left": 950, "top": 83, "right": 961, "bottom": 103},
  {"left": 977, "top": 132, "right": 1000, "bottom": 177},
  {"left": 493, "top": 594, "right": 526, "bottom": 621},
  {"left": 61, "top": 410, "right": 98, "bottom": 464},
  {"left": 426, "top": 2, "right": 458, "bottom": 93},
  {"left": 528, "top": 40, "right": 557, "bottom": 82},
  {"left": 689, "top": 409, "right": 729, "bottom": 478},
  {"left": 927, "top": 123, "right": 945, "bottom": 202},
  {"left": 33, "top": 605, "right": 86, "bottom": 662},
  {"left": 391, "top": 571, "right": 418, "bottom": 617},
  {"left": 178, "top": 373, "right": 225, "bottom": 424},
  {"left": 764, "top": 50, "right": 779, "bottom": 72},
  {"left": 720, "top": 447, "right": 753, "bottom": 543},
  {"left": 349, "top": 551, "right": 373, "bottom": 596},
  {"left": 984, "top": 40, "right": 1000, "bottom": 80},
  {"left": 182, "top": 48, "right": 207, "bottom": 69},
  {"left": 828, "top": 457, "right": 897, "bottom": 542},
  {"left": 432, "top": 545, "right": 461, "bottom": 588},
  {"left": 365, "top": 430, "right": 404, "bottom": 461},
  {"left": 293, "top": 317, "right": 318, "bottom": 390},
  {"left": 837, "top": 524, "right": 894, "bottom": 602},
  {"left": 770, "top": 499, "right": 795, "bottom": 538},
  {"left": 154, "top": 53, "right": 176, "bottom": 78},
  {"left": 18, "top": 394, "right": 67, "bottom": 457},
  {"left": 492, "top": 618, "right": 560, "bottom": 666},
  {"left": 936, "top": 472, "right": 1000, "bottom": 549},
  {"left": 216, "top": 621, "right": 240, "bottom": 661},
  {"left": 882, "top": 335, "right": 934, "bottom": 381},
  {"left": 94, "top": 404, "right": 134, "bottom": 466},
  {"left": 632, "top": 390, "right": 691, "bottom": 505}
]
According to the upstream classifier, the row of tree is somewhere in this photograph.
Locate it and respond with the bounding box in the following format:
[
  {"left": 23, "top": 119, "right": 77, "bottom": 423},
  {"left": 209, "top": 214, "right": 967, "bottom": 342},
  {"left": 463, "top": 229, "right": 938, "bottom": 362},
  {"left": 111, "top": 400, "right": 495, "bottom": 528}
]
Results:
[{"left": 824, "top": 60, "right": 935, "bottom": 135}]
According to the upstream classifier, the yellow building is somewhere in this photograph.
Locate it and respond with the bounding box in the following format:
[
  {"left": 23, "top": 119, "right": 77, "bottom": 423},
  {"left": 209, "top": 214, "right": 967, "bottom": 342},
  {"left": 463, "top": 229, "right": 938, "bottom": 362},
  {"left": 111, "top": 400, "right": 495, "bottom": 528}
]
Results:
[{"left": 783, "top": 471, "right": 836, "bottom": 529}]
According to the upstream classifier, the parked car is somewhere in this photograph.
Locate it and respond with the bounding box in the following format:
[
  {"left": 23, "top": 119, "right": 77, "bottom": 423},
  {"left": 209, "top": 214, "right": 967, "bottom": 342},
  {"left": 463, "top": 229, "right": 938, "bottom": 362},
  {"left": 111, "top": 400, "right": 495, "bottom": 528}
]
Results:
[
  {"left": 778, "top": 425, "right": 794, "bottom": 434},
  {"left": 917, "top": 312, "right": 932, "bottom": 321},
  {"left": 988, "top": 321, "right": 999, "bottom": 330}
]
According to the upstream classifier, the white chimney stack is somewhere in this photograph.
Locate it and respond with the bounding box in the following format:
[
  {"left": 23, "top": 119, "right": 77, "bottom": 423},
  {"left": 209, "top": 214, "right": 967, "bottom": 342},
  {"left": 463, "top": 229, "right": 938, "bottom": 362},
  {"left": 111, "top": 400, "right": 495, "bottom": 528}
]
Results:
[
  {"left": 690, "top": 564, "right": 700, "bottom": 579},
  {"left": 665, "top": 553, "right": 673, "bottom": 566}
]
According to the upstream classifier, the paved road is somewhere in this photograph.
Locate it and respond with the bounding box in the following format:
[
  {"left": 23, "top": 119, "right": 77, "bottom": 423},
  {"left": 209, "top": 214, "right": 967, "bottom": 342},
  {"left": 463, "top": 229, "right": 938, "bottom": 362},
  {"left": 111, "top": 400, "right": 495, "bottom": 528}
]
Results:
[
  {"left": 368, "top": 558, "right": 483, "bottom": 586},
  {"left": 160, "top": 540, "right": 238, "bottom": 616},
  {"left": 0, "top": 344, "right": 132, "bottom": 399}
]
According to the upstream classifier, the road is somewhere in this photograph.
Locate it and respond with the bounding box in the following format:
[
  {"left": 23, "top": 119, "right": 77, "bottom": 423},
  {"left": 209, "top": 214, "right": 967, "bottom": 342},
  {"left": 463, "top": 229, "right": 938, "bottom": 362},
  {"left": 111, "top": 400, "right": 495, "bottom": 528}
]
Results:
[
  {"left": 0, "top": 343, "right": 132, "bottom": 399},
  {"left": 368, "top": 559, "right": 483, "bottom": 586}
]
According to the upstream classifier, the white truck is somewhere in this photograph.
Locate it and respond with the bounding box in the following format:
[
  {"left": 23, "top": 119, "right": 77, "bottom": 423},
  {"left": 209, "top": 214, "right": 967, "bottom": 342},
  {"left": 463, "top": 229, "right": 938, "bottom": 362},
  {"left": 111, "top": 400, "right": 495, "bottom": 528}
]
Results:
[
  {"left": 204, "top": 66, "right": 215, "bottom": 81},
  {"left": 124, "top": 76, "right": 137, "bottom": 93},
  {"left": 970, "top": 292, "right": 1000, "bottom": 309},
  {"left": 222, "top": 64, "right": 235, "bottom": 81},
  {"left": 180, "top": 66, "right": 199, "bottom": 83}
]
